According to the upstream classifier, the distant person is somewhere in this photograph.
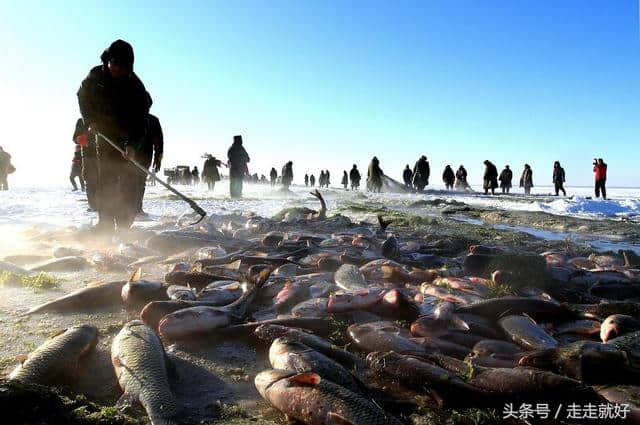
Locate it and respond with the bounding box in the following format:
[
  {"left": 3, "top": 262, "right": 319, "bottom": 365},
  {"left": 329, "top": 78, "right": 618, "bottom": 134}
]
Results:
[
  {"left": 135, "top": 114, "right": 163, "bottom": 215},
  {"left": 325, "top": 170, "right": 331, "bottom": 187},
  {"left": 412, "top": 155, "right": 430, "bottom": 192},
  {"left": 0, "top": 146, "right": 12, "bottom": 191},
  {"left": 368, "top": 156, "right": 384, "bottom": 193},
  {"left": 483, "top": 160, "right": 498, "bottom": 195},
  {"left": 73, "top": 118, "right": 97, "bottom": 211},
  {"left": 270, "top": 167, "right": 277, "bottom": 186},
  {"left": 192, "top": 166, "right": 200, "bottom": 185},
  {"left": 319, "top": 171, "right": 326, "bottom": 188},
  {"left": 594, "top": 158, "right": 607, "bottom": 199},
  {"left": 77, "top": 39, "right": 152, "bottom": 233},
  {"left": 304, "top": 174, "right": 309, "bottom": 187},
  {"left": 260, "top": 175, "right": 267, "bottom": 184},
  {"left": 553, "top": 161, "right": 566, "bottom": 196},
  {"left": 349, "top": 164, "right": 361, "bottom": 190},
  {"left": 227, "top": 135, "right": 250, "bottom": 198},
  {"left": 455, "top": 165, "right": 469, "bottom": 190},
  {"left": 70, "top": 145, "right": 85, "bottom": 191},
  {"left": 341, "top": 171, "right": 348, "bottom": 189},
  {"left": 499, "top": 165, "right": 513, "bottom": 194},
  {"left": 310, "top": 174, "right": 316, "bottom": 187},
  {"left": 282, "top": 161, "right": 293, "bottom": 190},
  {"left": 202, "top": 154, "right": 222, "bottom": 191},
  {"left": 442, "top": 165, "right": 455, "bottom": 190},
  {"left": 402, "top": 164, "right": 412, "bottom": 187},
  {"left": 519, "top": 164, "right": 534, "bottom": 195}
]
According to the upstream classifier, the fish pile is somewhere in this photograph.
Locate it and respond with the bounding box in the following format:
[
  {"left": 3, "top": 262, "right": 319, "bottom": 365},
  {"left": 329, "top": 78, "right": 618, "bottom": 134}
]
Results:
[{"left": 5, "top": 192, "right": 640, "bottom": 424}]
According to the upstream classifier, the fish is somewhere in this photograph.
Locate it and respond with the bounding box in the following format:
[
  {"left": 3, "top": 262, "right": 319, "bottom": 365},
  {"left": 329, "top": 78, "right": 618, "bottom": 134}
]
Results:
[
  {"left": 262, "top": 232, "right": 284, "bottom": 248},
  {"left": 518, "top": 340, "right": 639, "bottom": 384},
  {"left": 164, "top": 270, "right": 231, "bottom": 289},
  {"left": 255, "top": 324, "right": 361, "bottom": 369},
  {"left": 121, "top": 269, "right": 168, "bottom": 307},
  {"left": 23, "top": 280, "right": 127, "bottom": 315},
  {"left": 194, "top": 246, "right": 227, "bottom": 259},
  {"left": 111, "top": 320, "right": 182, "bottom": 425},
  {"left": 576, "top": 301, "right": 640, "bottom": 321},
  {"left": 158, "top": 268, "right": 272, "bottom": 339},
  {"left": 554, "top": 319, "right": 601, "bottom": 336},
  {"left": 255, "top": 370, "right": 403, "bottom": 425},
  {"left": 369, "top": 289, "right": 420, "bottom": 321},
  {"left": 3, "top": 255, "right": 50, "bottom": 266},
  {"left": 90, "top": 252, "right": 134, "bottom": 272},
  {"left": 334, "top": 264, "right": 368, "bottom": 291},
  {"left": 348, "top": 321, "right": 426, "bottom": 354},
  {"left": 28, "top": 256, "right": 89, "bottom": 273},
  {"left": 220, "top": 317, "right": 331, "bottom": 338},
  {"left": 455, "top": 297, "right": 576, "bottom": 322},
  {"left": 498, "top": 315, "right": 558, "bottom": 350},
  {"left": 9, "top": 325, "right": 98, "bottom": 385},
  {"left": 118, "top": 242, "right": 160, "bottom": 259},
  {"left": 377, "top": 215, "right": 393, "bottom": 234},
  {"left": 590, "top": 282, "right": 640, "bottom": 300},
  {"left": 128, "top": 255, "right": 166, "bottom": 269},
  {"left": 366, "top": 352, "right": 488, "bottom": 406},
  {"left": 141, "top": 299, "right": 231, "bottom": 330},
  {"left": 291, "top": 298, "right": 329, "bottom": 318},
  {"left": 327, "top": 289, "right": 385, "bottom": 313},
  {"left": 197, "top": 281, "right": 244, "bottom": 305},
  {"left": 166, "top": 285, "right": 197, "bottom": 301},
  {"left": 53, "top": 247, "right": 83, "bottom": 258},
  {"left": 600, "top": 314, "right": 640, "bottom": 342},
  {"left": 274, "top": 281, "right": 310, "bottom": 313},
  {"left": 466, "top": 365, "right": 605, "bottom": 405},
  {"left": 268, "top": 337, "right": 367, "bottom": 394}
]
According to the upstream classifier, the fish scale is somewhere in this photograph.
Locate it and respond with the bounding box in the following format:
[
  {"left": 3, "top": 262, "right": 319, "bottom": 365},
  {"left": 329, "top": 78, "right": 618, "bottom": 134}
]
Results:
[
  {"left": 256, "top": 370, "right": 403, "bottom": 425},
  {"left": 111, "top": 320, "right": 181, "bottom": 425},
  {"left": 10, "top": 324, "right": 98, "bottom": 385}
]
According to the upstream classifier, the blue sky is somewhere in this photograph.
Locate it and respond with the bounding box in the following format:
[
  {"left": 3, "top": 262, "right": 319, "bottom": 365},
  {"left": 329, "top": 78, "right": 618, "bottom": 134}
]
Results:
[{"left": 1, "top": 0, "right": 638, "bottom": 187}]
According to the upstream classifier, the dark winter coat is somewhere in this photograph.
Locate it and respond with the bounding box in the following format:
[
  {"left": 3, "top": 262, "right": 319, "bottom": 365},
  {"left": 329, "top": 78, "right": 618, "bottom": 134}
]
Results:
[
  {"left": 412, "top": 158, "right": 430, "bottom": 187},
  {"left": 350, "top": 167, "right": 361, "bottom": 184},
  {"left": 77, "top": 61, "right": 152, "bottom": 150},
  {"left": 402, "top": 167, "right": 413, "bottom": 185},
  {"left": 499, "top": 168, "right": 513, "bottom": 188},
  {"left": 203, "top": 157, "right": 221, "bottom": 181},
  {"left": 483, "top": 162, "right": 498, "bottom": 190},
  {"left": 553, "top": 166, "right": 565, "bottom": 184},
  {"left": 368, "top": 159, "right": 384, "bottom": 187},
  {"left": 442, "top": 167, "right": 455, "bottom": 184},
  {"left": 520, "top": 168, "right": 534, "bottom": 188},
  {"left": 228, "top": 141, "right": 250, "bottom": 178}
]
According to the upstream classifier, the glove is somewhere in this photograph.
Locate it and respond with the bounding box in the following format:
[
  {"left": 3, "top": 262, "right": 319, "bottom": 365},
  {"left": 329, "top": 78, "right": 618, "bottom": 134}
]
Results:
[{"left": 153, "top": 154, "right": 162, "bottom": 173}]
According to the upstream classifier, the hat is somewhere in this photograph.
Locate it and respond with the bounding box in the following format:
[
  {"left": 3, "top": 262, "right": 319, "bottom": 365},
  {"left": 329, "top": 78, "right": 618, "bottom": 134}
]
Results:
[
  {"left": 233, "top": 135, "right": 243, "bottom": 144},
  {"left": 101, "top": 39, "right": 134, "bottom": 71}
]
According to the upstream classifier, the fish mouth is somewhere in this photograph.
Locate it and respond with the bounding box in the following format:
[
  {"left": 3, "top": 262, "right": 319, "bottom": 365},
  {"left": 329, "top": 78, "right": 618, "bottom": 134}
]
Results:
[
  {"left": 601, "top": 324, "right": 619, "bottom": 342},
  {"left": 255, "top": 370, "right": 296, "bottom": 399}
]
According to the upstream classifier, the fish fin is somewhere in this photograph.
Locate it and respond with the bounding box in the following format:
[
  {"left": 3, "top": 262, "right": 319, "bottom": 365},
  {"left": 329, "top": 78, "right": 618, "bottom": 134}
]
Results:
[
  {"left": 327, "top": 412, "right": 356, "bottom": 425},
  {"left": 129, "top": 268, "right": 142, "bottom": 282},
  {"left": 449, "top": 314, "right": 470, "bottom": 331},
  {"left": 522, "top": 313, "right": 537, "bottom": 324},
  {"left": 288, "top": 372, "right": 321, "bottom": 386},
  {"left": 165, "top": 352, "right": 179, "bottom": 382},
  {"left": 115, "top": 392, "right": 138, "bottom": 411},
  {"left": 48, "top": 328, "right": 67, "bottom": 339},
  {"left": 16, "top": 354, "right": 28, "bottom": 364}
]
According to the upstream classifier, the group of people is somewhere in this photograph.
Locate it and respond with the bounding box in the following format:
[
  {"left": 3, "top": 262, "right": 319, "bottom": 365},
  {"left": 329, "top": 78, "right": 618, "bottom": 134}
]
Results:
[{"left": 10, "top": 38, "right": 606, "bottom": 236}]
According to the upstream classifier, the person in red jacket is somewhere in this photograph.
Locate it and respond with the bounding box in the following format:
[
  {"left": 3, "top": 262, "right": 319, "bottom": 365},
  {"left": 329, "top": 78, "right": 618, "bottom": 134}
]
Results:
[{"left": 593, "top": 158, "right": 607, "bottom": 200}]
